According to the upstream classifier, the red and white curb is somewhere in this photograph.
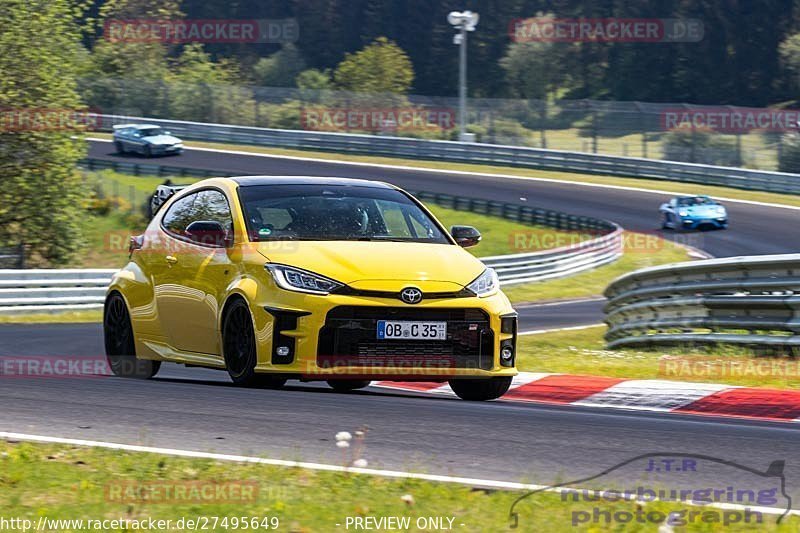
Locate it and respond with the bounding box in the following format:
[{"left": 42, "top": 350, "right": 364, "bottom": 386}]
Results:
[{"left": 373, "top": 372, "right": 800, "bottom": 422}]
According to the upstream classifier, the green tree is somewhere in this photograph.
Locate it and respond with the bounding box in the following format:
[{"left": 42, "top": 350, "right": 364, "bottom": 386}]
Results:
[
  {"left": 780, "top": 33, "right": 800, "bottom": 92},
  {"left": 333, "top": 37, "right": 414, "bottom": 94},
  {"left": 296, "top": 69, "right": 332, "bottom": 91},
  {"left": 500, "top": 40, "right": 572, "bottom": 100},
  {"left": 84, "top": 0, "right": 183, "bottom": 115},
  {"left": 167, "top": 44, "right": 253, "bottom": 124},
  {"left": 253, "top": 44, "right": 307, "bottom": 87},
  {"left": 89, "top": 0, "right": 183, "bottom": 79},
  {"left": 0, "top": 0, "right": 89, "bottom": 265}
]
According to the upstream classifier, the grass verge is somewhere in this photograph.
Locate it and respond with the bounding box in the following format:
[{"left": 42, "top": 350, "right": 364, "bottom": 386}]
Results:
[
  {"left": 1, "top": 440, "right": 793, "bottom": 532},
  {"left": 0, "top": 311, "right": 102, "bottom": 324},
  {"left": 88, "top": 134, "right": 800, "bottom": 208},
  {"left": 518, "top": 325, "right": 800, "bottom": 390}
]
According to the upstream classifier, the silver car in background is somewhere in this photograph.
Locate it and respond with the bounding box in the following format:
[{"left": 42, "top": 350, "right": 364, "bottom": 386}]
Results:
[{"left": 112, "top": 124, "right": 184, "bottom": 157}]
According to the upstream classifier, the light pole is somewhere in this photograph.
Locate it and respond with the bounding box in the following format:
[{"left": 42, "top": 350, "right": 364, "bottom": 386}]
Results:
[{"left": 447, "top": 10, "right": 479, "bottom": 142}]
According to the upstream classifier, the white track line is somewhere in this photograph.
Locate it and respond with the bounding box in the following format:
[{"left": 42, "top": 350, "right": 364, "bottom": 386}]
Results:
[
  {"left": 519, "top": 324, "right": 604, "bottom": 336},
  {"left": 87, "top": 137, "right": 800, "bottom": 212},
  {"left": 0, "top": 431, "right": 547, "bottom": 491},
  {"left": 1, "top": 431, "right": 794, "bottom": 518}
]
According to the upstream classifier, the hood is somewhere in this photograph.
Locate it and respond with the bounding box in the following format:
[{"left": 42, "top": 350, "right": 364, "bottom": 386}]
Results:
[
  {"left": 681, "top": 204, "right": 725, "bottom": 217},
  {"left": 142, "top": 134, "right": 181, "bottom": 145},
  {"left": 257, "top": 241, "right": 485, "bottom": 291}
]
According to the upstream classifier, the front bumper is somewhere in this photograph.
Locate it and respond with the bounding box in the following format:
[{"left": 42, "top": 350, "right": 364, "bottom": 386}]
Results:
[
  {"left": 680, "top": 216, "right": 728, "bottom": 229},
  {"left": 151, "top": 144, "right": 184, "bottom": 155},
  {"left": 250, "top": 289, "right": 518, "bottom": 380}
]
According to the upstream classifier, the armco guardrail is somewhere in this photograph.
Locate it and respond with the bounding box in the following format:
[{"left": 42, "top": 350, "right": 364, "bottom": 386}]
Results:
[
  {"left": 483, "top": 228, "right": 622, "bottom": 285},
  {"left": 0, "top": 196, "right": 621, "bottom": 313},
  {"left": 0, "top": 269, "right": 116, "bottom": 315},
  {"left": 96, "top": 114, "right": 800, "bottom": 195},
  {"left": 81, "top": 157, "right": 220, "bottom": 179},
  {"left": 604, "top": 254, "right": 800, "bottom": 349}
]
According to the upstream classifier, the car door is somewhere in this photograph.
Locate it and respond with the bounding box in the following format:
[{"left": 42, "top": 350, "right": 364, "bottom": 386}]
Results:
[
  {"left": 663, "top": 198, "right": 677, "bottom": 224},
  {"left": 161, "top": 189, "right": 236, "bottom": 356},
  {"left": 154, "top": 191, "right": 202, "bottom": 351},
  {"left": 117, "top": 127, "right": 131, "bottom": 150}
]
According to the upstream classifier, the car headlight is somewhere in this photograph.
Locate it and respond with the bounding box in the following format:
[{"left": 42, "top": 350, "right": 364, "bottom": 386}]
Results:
[
  {"left": 466, "top": 268, "right": 499, "bottom": 297},
  {"left": 678, "top": 210, "right": 689, "bottom": 217},
  {"left": 265, "top": 264, "right": 344, "bottom": 295}
]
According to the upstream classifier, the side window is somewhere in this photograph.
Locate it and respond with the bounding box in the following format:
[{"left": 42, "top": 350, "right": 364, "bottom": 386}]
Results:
[
  {"left": 162, "top": 190, "right": 234, "bottom": 245},
  {"left": 162, "top": 192, "right": 199, "bottom": 236},
  {"left": 194, "top": 190, "right": 234, "bottom": 233}
]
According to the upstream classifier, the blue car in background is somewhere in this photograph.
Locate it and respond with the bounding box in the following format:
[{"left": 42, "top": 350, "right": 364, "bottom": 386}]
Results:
[
  {"left": 660, "top": 195, "right": 728, "bottom": 230},
  {"left": 113, "top": 124, "right": 184, "bottom": 157}
]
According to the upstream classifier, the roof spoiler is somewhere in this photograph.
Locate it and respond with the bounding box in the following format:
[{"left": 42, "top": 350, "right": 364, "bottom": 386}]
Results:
[{"left": 149, "top": 184, "right": 188, "bottom": 218}]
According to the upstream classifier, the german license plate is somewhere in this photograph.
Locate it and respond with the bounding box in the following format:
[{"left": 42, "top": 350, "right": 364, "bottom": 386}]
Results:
[{"left": 377, "top": 320, "right": 447, "bottom": 340}]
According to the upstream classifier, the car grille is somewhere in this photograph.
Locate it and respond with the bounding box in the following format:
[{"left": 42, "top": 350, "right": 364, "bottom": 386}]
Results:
[{"left": 317, "top": 307, "right": 494, "bottom": 370}]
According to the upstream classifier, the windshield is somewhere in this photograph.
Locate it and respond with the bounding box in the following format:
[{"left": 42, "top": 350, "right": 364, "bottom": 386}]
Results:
[
  {"left": 138, "top": 127, "right": 164, "bottom": 137},
  {"left": 678, "top": 196, "right": 715, "bottom": 207},
  {"left": 238, "top": 184, "right": 450, "bottom": 244}
]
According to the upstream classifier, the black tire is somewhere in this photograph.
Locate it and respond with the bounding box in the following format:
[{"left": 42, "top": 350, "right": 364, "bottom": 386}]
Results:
[
  {"left": 114, "top": 141, "right": 125, "bottom": 154},
  {"left": 104, "top": 292, "right": 160, "bottom": 379},
  {"left": 449, "top": 377, "right": 512, "bottom": 401},
  {"left": 143, "top": 144, "right": 152, "bottom": 157},
  {"left": 327, "top": 380, "right": 372, "bottom": 392},
  {"left": 222, "top": 299, "right": 286, "bottom": 389},
  {"left": 661, "top": 213, "right": 670, "bottom": 230}
]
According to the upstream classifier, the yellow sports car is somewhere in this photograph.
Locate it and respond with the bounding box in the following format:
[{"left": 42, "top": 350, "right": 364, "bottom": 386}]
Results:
[{"left": 104, "top": 176, "right": 518, "bottom": 401}]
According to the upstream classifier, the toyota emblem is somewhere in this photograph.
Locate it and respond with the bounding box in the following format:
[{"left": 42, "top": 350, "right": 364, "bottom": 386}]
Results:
[{"left": 400, "top": 287, "right": 423, "bottom": 304}]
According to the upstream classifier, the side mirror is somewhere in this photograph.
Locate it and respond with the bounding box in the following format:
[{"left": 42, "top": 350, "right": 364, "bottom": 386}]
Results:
[
  {"left": 185, "top": 220, "right": 233, "bottom": 247},
  {"left": 164, "top": 130, "right": 171, "bottom": 135},
  {"left": 451, "top": 225, "right": 481, "bottom": 248}
]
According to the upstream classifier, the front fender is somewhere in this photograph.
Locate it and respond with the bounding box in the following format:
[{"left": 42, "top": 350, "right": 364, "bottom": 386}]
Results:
[
  {"left": 219, "top": 275, "right": 261, "bottom": 330},
  {"left": 220, "top": 274, "right": 275, "bottom": 366}
]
